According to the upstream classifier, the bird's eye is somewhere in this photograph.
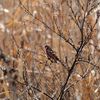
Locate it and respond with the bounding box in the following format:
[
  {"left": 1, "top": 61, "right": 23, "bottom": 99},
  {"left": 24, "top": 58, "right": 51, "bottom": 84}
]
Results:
[
  {"left": 45, "top": 46, "right": 48, "bottom": 49},
  {"left": 45, "top": 46, "right": 47, "bottom": 49}
]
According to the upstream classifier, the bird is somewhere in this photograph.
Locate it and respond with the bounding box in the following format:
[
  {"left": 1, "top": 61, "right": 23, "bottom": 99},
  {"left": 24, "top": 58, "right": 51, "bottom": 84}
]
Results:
[
  {"left": 45, "top": 45, "right": 58, "bottom": 62},
  {"left": 45, "top": 45, "right": 66, "bottom": 68}
]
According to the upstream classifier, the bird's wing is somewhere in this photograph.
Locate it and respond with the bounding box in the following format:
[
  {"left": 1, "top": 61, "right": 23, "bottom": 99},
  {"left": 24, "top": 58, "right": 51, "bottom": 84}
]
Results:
[
  {"left": 49, "top": 50, "right": 55, "bottom": 55},
  {"left": 49, "top": 50, "right": 58, "bottom": 59}
]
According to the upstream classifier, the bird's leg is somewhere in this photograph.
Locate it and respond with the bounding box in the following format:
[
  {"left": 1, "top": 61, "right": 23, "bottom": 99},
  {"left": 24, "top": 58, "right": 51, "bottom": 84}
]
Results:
[
  {"left": 45, "top": 60, "right": 49, "bottom": 66},
  {"left": 48, "top": 57, "right": 51, "bottom": 60},
  {"left": 48, "top": 57, "right": 54, "bottom": 63}
]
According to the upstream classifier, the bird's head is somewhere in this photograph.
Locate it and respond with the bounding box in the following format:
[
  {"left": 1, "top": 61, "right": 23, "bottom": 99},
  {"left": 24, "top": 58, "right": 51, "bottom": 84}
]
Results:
[
  {"left": 45, "top": 45, "right": 51, "bottom": 50},
  {"left": 45, "top": 45, "right": 49, "bottom": 50}
]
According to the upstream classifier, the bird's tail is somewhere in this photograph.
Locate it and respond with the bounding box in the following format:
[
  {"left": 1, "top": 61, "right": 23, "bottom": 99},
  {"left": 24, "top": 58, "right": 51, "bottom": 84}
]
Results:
[{"left": 58, "top": 59, "right": 67, "bottom": 69}]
